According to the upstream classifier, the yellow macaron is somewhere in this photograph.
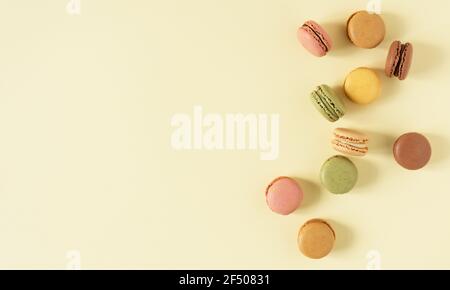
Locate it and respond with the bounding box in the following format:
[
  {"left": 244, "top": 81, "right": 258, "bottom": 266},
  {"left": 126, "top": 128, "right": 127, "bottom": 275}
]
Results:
[{"left": 344, "top": 67, "right": 381, "bottom": 105}]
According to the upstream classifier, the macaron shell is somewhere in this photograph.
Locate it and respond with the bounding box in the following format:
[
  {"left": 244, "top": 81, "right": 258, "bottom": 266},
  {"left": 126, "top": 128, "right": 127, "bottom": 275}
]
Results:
[
  {"left": 344, "top": 67, "right": 381, "bottom": 105},
  {"left": 385, "top": 41, "right": 414, "bottom": 80},
  {"left": 334, "top": 128, "right": 368, "bottom": 144},
  {"left": 310, "top": 85, "right": 346, "bottom": 122},
  {"left": 320, "top": 155, "right": 358, "bottom": 194},
  {"left": 298, "top": 219, "right": 335, "bottom": 259},
  {"left": 298, "top": 21, "right": 332, "bottom": 57},
  {"left": 393, "top": 133, "right": 432, "bottom": 170},
  {"left": 318, "top": 85, "right": 345, "bottom": 117},
  {"left": 316, "top": 90, "right": 340, "bottom": 121},
  {"left": 347, "top": 11, "right": 385, "bottom": 48},
  {"left": 266, "top": 177, "right": 303, "bottom": 215},
  {"left": 385, "top": 41, "right": 402, "bottom": 78},
  {"left": 304, "top": 20, "right": 333, "bottom": 51},
  {"left": 298, "top": 26, "right": 327, "bottom": 57},
  {"left": 311, "top": 92, "right": 338, "bottom": 122},
  {"left": 332, "top": 139, "right": 367, "bottom": 157},
  {"left": 398, "top": 43, "right": 413, "bottom": 80},
  {"left": 332, "top": 128, "right": 369, "bottom": 156}
]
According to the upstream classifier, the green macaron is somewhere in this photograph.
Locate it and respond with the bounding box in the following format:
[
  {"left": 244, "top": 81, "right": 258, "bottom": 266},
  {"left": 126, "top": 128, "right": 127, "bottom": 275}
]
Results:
[
  {"left": 310, "top": 85, "right": 345, "bottom": 122},
  {"left": 320, "top": 155, "right": 358, "bottom": 194}
]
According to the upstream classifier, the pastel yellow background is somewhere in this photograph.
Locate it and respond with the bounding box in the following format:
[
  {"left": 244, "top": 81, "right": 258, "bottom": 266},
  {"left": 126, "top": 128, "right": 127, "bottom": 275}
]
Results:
[{"left": 0, "top": 0, "right": 449, "bottom": 269}]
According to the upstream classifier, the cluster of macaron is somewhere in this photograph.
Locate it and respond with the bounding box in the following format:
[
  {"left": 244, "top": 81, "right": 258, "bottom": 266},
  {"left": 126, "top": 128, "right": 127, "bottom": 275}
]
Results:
[{"left": 265, "top": 11, "right": 433, "bottom": 260}]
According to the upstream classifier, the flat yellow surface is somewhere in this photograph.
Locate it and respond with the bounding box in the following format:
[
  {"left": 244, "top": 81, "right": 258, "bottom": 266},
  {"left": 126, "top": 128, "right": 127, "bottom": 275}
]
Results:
[{"left": 0, "top": 0, "right": 449, "bottom": 269}]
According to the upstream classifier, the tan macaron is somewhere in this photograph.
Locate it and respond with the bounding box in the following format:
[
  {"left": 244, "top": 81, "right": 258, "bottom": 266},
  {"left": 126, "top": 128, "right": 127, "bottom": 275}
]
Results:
[
  {"left": 332, "top": 128, "right": 369, "bottom": 157},
  {"left": 298, "top": 219, "right": 336, "bottom": 259},
  {"left": 347, "top": 11, "right": 385, "bottom": 49}
]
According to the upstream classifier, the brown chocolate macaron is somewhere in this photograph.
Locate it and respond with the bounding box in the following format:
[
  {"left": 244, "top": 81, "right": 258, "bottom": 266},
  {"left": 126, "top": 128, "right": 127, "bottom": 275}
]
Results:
[
  {"left": 385, "top": 41, "right": 413, "bottom": 80},
  {"left": 298, "top": 219, "right": 336, "bottom": 259},
  {"left": 393, "top": 133, "right": 432, "bottom": 170},
  {"left": 347, "top": 11, "right": 385, "bottom": 48}
]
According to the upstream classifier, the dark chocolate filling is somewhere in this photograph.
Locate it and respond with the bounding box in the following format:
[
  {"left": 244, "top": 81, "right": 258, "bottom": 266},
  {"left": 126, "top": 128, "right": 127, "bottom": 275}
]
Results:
[
  {"left": 303, "top": 24, "right": 329, "bottom": 52},
  {"left": 394, "top": 44, "right": 407, "bottom": 77},
  {"left": 396, "top": 43, "right": 410, "bottom": 79}
]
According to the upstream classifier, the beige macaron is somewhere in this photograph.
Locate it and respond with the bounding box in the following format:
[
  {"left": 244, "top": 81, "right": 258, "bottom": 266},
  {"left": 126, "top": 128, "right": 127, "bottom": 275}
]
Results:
[
  {"left": 332, "top": 128, "right": 369, "bottom": 157},
  {"left": 347, "top": 11, "right": 385, "bottom": 49},
  {"left": 298, "top": 219, "right": 336, "bottom": 259}
]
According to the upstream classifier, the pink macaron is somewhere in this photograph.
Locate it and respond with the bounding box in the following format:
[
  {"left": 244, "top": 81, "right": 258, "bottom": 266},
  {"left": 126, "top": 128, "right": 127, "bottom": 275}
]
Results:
[
  {"left": 266, "top": 177, "right": 303, "bottom": 215},
  {"left": 297, "top": 20, "right": 333, "bottom": 57}
]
